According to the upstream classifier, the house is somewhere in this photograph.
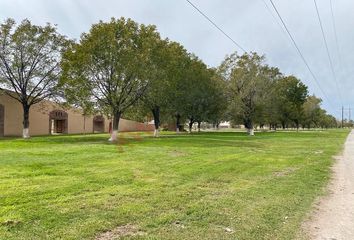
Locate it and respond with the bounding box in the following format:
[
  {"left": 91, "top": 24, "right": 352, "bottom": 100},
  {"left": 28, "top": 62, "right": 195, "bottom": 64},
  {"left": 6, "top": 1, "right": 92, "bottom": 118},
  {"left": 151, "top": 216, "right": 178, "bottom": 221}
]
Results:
[{"left": 0, "top": 92, "right": 154, "bottom": 137}]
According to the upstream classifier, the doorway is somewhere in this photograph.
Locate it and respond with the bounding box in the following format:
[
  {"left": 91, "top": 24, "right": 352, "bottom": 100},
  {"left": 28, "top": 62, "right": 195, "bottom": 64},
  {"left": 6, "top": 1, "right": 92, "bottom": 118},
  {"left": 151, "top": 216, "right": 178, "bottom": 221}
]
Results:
[
  {"left": 93, "top": 116, "right": 105, "bottom": 133},
  {"left": 49, "top": 110, "right": 68, "bottom": 134},
  {"left": 55, "top": 120, "right": 65, "bottom": 133}
]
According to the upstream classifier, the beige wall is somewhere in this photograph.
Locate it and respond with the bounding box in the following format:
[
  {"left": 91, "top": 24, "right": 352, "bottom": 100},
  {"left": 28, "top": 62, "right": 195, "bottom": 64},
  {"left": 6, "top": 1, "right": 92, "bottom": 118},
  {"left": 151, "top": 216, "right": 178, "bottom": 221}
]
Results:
[
  {"left": 119, "top": 118, "right": 155, "bottom": 132},
  {"left": 0, "top": 93, "right": 154, "bottom": 137}
]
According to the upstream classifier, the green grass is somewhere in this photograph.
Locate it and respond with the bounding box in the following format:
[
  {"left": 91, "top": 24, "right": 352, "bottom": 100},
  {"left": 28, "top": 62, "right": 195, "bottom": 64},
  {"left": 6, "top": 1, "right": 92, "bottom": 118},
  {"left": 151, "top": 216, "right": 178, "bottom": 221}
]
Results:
[{"left": 0, "top": 130, "right": 349, "bottom": 240}]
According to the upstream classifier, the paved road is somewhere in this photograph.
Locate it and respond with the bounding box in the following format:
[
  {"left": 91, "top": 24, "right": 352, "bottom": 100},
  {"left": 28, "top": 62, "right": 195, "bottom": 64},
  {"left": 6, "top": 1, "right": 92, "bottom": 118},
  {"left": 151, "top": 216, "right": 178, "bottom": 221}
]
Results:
[{"left": 307, "top": 130, "right": 354, "bottom": 240}]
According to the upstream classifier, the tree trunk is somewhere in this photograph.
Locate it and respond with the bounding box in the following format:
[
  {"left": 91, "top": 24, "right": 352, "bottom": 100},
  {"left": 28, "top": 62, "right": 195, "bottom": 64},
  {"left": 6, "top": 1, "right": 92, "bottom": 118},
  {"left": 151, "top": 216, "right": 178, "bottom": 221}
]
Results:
[
  {"left": 295, "top": 121, "right": 299, "bottom": 132},
  {"left": 188, "top": 119, "right": 194, "bottom": 133},
  {"left": 176, "top": 113, "right": 181, "bottom": 133},
  {"left": 248, "top": 121, "right": 254, "bottom": 136},
  {"left": 197, "top": 121, "right": 201, "bottom": 132},
  {"left": 83, "top": 115, "right": 86, "bottom": 135},
  {"left": 22, "top": 104, "right": 30, "bottom": 139},
  {"left": 152, "top": 106, "right": 160, "bottom": 137},
  {"left": 109, "top": 111, "right": 121, "bottom": 142}
]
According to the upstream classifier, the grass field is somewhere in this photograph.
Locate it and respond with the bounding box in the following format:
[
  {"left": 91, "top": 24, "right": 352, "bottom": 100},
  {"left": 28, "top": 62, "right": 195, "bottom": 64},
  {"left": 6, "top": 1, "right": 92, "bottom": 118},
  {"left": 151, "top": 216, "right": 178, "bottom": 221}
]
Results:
[{"left": 0, "top": 130, "right": 349, "bottom": 239}]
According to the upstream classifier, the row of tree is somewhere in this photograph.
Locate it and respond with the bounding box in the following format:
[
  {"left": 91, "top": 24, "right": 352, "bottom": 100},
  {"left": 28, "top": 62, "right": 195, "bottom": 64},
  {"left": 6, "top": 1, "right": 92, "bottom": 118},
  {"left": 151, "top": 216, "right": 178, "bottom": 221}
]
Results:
[
  {"left": 0, "top": 18, "right": 338, "bottom": 140},
  {"left": 219, "top": 53, "right": 337, "bottom": 134}
]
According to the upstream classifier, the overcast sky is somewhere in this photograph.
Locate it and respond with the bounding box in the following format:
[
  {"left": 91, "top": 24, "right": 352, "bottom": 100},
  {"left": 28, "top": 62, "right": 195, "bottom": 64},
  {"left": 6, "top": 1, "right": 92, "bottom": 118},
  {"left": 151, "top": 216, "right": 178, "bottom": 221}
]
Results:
[{"left": 1, "top": 0, "right": 353, "bottom": 118}]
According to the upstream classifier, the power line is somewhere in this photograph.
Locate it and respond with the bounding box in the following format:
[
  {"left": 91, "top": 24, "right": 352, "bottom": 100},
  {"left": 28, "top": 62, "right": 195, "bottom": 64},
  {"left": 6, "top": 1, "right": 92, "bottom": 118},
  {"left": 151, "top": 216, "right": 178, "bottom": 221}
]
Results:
[
  {"left": 341, "top": 107, "right": 352, "bottom": 127},
  {"left": 268, "top": 0, "right": 336, "bottom": 110},
  {"left": 313, "top": 0, "right": 343, "bottom": 106},
  {"left": 330, "top": 0, "right": 348, "bottom": 114},
  {"left": 349, "top": 107, "right": 351, "bottom": 122},
  {"left": 330, "top": 0, "right": 342, "bottom": 65},
  {"left": 260, "top": 0, "right": 303, "bottom": 63},
  {"left": 261, "top": 0, "right": 289, "bottom": 39},
  {"left": 185, "top": 0, "right": 246, "bottom": 53}
]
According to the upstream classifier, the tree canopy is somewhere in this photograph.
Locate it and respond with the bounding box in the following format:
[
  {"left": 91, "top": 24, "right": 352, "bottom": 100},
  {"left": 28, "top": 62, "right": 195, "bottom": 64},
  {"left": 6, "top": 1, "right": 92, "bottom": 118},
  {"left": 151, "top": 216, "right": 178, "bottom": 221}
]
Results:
[
  {"left": 0, "top": 18, "right": 68, "bottom": 138},
  {"left": 0, "top": 17, "right": 338, "bottom": 140},
  {"left": 60, "top": 17, "right": 161, "bottom": 141}
]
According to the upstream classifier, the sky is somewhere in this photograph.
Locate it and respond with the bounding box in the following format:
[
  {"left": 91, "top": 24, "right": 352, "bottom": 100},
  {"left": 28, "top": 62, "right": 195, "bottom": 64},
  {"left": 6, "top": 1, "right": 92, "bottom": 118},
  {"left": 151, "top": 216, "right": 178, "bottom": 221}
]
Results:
[{"left": 0, "top": 0, "right": 353, "bottom": 119}]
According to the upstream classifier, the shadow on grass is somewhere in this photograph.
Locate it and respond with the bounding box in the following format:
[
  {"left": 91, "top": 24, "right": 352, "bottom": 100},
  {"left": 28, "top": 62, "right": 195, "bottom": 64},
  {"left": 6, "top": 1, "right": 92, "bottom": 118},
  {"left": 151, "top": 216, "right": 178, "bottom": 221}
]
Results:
[{"left": 0, "top": 130, "right": 313, "bottom": 150}]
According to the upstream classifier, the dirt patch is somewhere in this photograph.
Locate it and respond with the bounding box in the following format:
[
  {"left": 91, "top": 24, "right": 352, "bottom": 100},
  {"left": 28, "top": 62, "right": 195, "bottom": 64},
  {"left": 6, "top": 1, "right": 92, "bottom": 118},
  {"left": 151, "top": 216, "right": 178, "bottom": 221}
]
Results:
[
  {"left": 273, "top": 167, "right": 298, "bottom": 177},
  {"left": 222, "top": 226, "right": 235, "bottom": 234},
  {"left": 303, "top": 130, "right": 354, "bottom": 239},
  {"left": 314, "top": 150, "right": 324, "bottom": 154},
  {"left": 1, "top": 220, "right": 22, "bottom": 226},
  {"left": 172, "top": 221, "right": 186, "bottom": 229},
  {"left": 95, "top": 224, "right": 145, "bottom": 240}
]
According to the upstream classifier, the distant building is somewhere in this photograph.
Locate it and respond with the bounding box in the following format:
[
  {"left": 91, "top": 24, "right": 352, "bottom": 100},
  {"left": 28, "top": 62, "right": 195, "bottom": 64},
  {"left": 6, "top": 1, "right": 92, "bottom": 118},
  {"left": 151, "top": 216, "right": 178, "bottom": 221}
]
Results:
[
  {"left": 219, "top": 121, "right": 231, "bottom": 128},
  {"left": 0, "top": 92, "right": 153, "bottom": 137}
]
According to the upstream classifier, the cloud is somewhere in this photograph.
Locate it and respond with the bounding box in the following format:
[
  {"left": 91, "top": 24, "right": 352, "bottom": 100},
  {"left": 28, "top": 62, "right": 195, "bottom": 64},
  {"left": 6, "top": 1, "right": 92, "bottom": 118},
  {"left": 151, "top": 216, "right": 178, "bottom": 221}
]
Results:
[{"left": 1, "top": 0, "right": 352, "bottom": 117}]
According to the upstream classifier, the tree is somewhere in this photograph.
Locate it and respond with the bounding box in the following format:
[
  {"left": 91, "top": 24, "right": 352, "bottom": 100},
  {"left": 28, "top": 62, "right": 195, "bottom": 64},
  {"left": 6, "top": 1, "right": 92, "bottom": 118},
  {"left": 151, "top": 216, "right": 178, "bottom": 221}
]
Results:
[
  {"left": 204, "top": 69, "right": 228, "bottom": 129},
  {"left": 0, "top": 19, "right": 68, "bottom": 138},
  {"left": 180, "top": 56, "right": 213, "bottom": 133},
  {"left": 255, "top": 66, "right": 282, "bottom": 130},
  {"left": 159, "top": 42, "right": 192, "bottom": 133},
  {"left": 219, "top": 52, "right": 270, "bottom": 136},
  {"left": 301, "top": 95, "right": 337, "bottom": 129},
  {"left": 318, "top": 111, "right": 337, "bottom": 129},
  {"left": 302, "top": 95, "right": 322, "bottom": 129},
  {"left": 60, "top": 17, "right": 160, "bottom": 141},
  {"left": 275, "top": 76, "right": 308, "bottom": 130},
  {"left": 58, "top": 77, "right": 95, "bottom": 134},
  {"left": 141, "top": 40, "right": 189, "bottom": 137}
]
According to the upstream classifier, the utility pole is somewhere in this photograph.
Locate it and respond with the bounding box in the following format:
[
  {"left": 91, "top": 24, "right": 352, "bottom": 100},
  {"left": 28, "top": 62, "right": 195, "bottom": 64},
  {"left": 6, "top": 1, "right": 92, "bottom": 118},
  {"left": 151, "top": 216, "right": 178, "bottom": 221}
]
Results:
[
  {"left": 349, "top": 107, "right": 352, "bottom": 128},
  {"left": 342, "top": 106, "right": 344, "bottom": 128},
  {"left": 349, "top": 107, "right": 351, "bottom": 122}
]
